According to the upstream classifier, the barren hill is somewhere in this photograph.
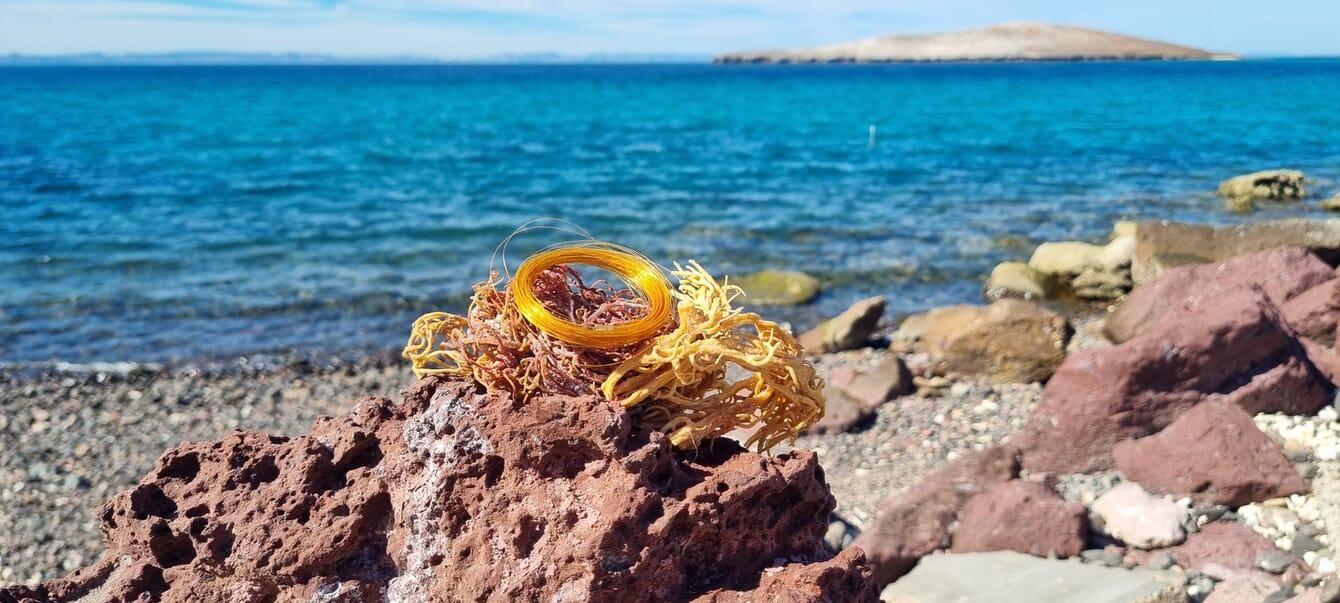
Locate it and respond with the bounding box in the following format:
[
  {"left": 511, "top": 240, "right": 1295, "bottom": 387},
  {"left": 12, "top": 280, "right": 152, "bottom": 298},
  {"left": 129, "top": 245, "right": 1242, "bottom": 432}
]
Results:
[{"left": 715, "top": 21, "right": 1233, "bottom": 63}]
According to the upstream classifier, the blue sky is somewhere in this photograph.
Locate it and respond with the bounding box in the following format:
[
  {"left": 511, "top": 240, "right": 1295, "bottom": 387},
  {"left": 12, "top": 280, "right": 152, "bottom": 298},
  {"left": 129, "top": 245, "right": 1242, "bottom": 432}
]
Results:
[{"left": 1, "top": 0, "right": 1336, "bottom": 57}]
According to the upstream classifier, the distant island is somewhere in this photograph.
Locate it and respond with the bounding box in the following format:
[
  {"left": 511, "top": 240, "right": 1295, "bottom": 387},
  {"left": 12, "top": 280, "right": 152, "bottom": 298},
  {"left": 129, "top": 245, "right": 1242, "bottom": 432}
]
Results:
[{"left": 715, "top": 21, "right": 1235, "bottom": 63}]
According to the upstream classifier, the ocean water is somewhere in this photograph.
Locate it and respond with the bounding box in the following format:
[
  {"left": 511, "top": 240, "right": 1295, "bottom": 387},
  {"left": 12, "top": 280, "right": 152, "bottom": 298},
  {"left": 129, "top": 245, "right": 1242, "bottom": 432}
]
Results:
[{"left": 4, "top": 61, "right": 1340, "bottom": 365}]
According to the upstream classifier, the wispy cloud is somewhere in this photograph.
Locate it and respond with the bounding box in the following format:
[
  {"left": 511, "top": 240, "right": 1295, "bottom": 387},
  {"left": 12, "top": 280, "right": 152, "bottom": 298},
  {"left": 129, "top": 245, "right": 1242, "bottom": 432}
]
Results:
[{"left": 0, "top": 0, "right": 1336, "bottom": 57}]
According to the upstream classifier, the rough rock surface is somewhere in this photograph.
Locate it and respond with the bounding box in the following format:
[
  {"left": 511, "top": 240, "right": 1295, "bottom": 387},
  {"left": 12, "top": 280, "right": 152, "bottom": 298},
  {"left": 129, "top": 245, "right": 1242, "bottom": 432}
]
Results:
[
  {"left": 1105, "top": 247, "right": 1334, "bottom": 343},
  {"left": 983, "top": 261, "right": 1056, "bottom": 301},
  {"left": 1114, "top": 399, "right": 1309, "bottom": 506},
  {"left": 851, "top": 444, "right": 1020, "bottom": 586},
  {"left": 1131, "top": 219, "right": 1340, "bottom": 285},
  {"left": 1027, "top": 235, "right": 1135, "bottom": 300},
  {"left": 1203, "top": 571, "right": 1288, "bottom": 603},
  {"left": 1, "top": 376, "right": 880, "bottom": 602},
  {"left": 1218, "top": 169, "right": 1307, "bottom": 211},
  {"left": 798, "top": 296, "right": 886, "bottom": 354},
  {"left": 949, "top": 480, "right": 1086, "bottom": 558},
  {"left": 1090, "top": 482, "right": 1188, "bottom": 550},
  {"left": 1283, "top": 279, "right": 1340, "bottom": 346},
  {"left": 1166, "top": 522, "right": 1307, "bottom": 577},
  {"left": 880, "top": 551, "right": 1187, "bottom": 603},
  {"left": 894, "top": 299, "right": 1071, "bottom": 384},
  {"left": 1022, "top": 284, "right": 1332, "bottom": 474}
]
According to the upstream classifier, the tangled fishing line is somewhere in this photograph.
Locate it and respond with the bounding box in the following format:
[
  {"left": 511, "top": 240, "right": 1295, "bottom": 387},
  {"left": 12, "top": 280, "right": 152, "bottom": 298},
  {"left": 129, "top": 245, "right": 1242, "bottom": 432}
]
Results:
[{"left": 402, "top": 227, "right": 824, "bottom": 453}]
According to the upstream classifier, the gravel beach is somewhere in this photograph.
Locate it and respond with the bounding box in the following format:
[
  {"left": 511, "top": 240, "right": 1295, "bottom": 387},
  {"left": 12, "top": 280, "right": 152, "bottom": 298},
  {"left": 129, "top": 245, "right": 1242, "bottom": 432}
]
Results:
[{"left": 0, "top": 356, "right": 413, "bottom": 586}]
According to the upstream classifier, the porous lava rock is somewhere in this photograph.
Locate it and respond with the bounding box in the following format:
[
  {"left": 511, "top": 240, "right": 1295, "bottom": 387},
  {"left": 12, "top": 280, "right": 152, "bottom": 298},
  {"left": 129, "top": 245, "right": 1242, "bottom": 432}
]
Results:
[
  {"left": 1, "top": 376, "right": 879, "bottom": 603},
  {"left": 948, "top": 479, "right": 1087, "bottom": 558},
  {"left": 851, "top": 443, "right": 1020, "bottom": 586},
  {"left": 1114, "top": 399, "right": 1308, "bottom": 506},
  {"left": 1022, "top": 284, "right": 1332, "bottom": 474}
]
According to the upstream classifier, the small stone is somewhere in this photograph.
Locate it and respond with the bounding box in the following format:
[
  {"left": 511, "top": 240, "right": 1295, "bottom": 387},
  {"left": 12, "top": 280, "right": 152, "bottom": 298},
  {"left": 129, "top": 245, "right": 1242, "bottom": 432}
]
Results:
[
  {"left": 1320, "top": 579, "right": 1340, "bottom": 603},
  {"left": 1300, "top": 463, "right": 1320, "bottom": 480},
  {"left": 1263, "top": 586, "right": 1294, "bottom": 603},
  {"left": 1091, "top": 482, "right": 1188, "bottom": 549},
  {"left": 1080, "top": 549, "right": 1107, "bottom": 564},
  {"left": 1292, "top": 534, "right": 1326, "bottom": 556},
  {"left": 1148, "top": 552, "right": 1175, "bottom": 570},
  {"left": 1259, "top": 549, "right": 1298, "bottom": 574},
  {"left": 824, "top": 521, "right": 848, "bottom": 552}
]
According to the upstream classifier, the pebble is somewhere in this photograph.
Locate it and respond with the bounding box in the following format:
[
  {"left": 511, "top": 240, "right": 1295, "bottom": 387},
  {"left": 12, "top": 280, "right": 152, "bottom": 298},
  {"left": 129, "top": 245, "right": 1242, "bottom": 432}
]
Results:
[
  {"left": 1147, "top": 552, "right": 1174, "bottom": 570},
  {"left": 1257, "top": 549, "right": 1297, "bottom": 574}
]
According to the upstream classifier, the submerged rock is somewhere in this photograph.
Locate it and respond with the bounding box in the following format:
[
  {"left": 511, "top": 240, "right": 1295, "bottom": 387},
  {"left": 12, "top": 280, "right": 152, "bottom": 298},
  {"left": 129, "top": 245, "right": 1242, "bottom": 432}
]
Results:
[
  {"left": 728, "top": 269, "right": 821, "bottom": 306},
  {"left": 2, "top": 376, "right": 878, "bottom": 602},
  {"left": 1218, "top": 169, "right": 1307, "bottom": 211}
]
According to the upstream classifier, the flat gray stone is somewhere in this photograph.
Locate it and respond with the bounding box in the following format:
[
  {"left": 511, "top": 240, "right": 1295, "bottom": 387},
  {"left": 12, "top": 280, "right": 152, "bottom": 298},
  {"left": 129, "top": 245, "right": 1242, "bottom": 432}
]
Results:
[{"left": 881, "top": 551, "right": 1185, "bottom": 603}]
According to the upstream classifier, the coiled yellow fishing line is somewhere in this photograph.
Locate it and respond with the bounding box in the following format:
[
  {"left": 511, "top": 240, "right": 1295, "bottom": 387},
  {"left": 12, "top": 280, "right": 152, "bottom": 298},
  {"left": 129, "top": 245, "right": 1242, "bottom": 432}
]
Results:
[
  {"left": 510, "top": 244, "right": 673, "bottom": 347},
  {"left": 403, "top": 223, "right": 825, "bottom": 453}
]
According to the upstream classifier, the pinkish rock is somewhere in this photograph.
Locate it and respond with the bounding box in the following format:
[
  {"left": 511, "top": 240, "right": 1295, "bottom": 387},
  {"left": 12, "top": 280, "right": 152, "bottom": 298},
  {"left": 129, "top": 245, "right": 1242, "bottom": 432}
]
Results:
[
  {"left": 1166, "top": 522, "right": 1306, "bottom": 576},
  {"left": 807, "top": 357, "right": 912, "bottom": 435},
  {"left": 1284, "top": 279, "right": 1340, "bottom": 346},
  {"left": 948, "top": 480, "right": 1086, "bottom": 558},
  {"left": 1105, "top": 246, "right": 1333, "bottom": 344},
  {"left": 1113, "top": 399, "right": 1308, "bottom": 506},
  {"left": 1022, "top": 285, "right": 1330, "bottom": 474},
  {"left": 1090, "top": 482, "right": 1187, "bottom": 550},
  {"left": 1204, "top": 571, "right": 1286, "bottom": 603},
  {"left": 851, "top": 444, "right": 1020, "bottom": 586},
  {"left": 2, "top": 377, "right": 880, "bottom": 602},
  {"left": 1118, "top": 245, "right": 1333, "bottom": 344},
  {"left": 1303, "top": 339, "right": 1340, "bottom": 386},
  {"left": 838, "top": 356, "right": 913, "bottom": 409}
]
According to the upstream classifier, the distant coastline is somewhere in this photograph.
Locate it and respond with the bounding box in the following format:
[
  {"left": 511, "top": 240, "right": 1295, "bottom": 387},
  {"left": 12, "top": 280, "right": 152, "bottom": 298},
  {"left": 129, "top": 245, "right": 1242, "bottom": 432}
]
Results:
[{"left": 0, "top": 52, "right": 714, "bottom": 66}]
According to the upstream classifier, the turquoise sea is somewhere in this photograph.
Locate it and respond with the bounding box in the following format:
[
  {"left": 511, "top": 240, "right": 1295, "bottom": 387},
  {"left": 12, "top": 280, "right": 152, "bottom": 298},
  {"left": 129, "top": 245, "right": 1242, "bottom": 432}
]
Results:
[{"left": 4, "top": 61, "right": 1340, "bottom": 365}]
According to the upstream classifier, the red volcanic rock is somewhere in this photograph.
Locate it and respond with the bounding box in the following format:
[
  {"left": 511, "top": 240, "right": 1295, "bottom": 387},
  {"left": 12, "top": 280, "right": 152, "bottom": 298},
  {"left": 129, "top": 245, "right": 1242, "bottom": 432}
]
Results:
[
  {"left": 2, "top": 377, "right": 879, "bottom": 603},
  {"left": 1283, "top": 278, "right": 1340, "bottom": 346},
  {"left": 1022, "top": 285, "right": 1331, "bottom": 474},
  {"left": 1303, "top": 339, "right": 1340, "bottom": 386},
  {"left": 949, "top": 480, "right": 1086, "bottom": 558},
  {"left": 1105, "top": 247, "right": 1333, "bottom": 344},
  {"left": 851, "top": 443, "right": 1020, "bottom": 586},
  {"left": 1113, "top": 399, "right": 1308, "bottom": 506},
  {"left": 1166, "top": 522, "right": 1307, "bottom": 576}
]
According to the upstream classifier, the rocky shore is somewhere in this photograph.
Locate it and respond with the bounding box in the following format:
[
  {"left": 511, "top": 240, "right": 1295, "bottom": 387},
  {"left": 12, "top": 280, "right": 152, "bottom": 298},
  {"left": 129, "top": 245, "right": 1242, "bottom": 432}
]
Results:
[{"left": 5, "top": 214, "right": 1340, "bottom": 602}]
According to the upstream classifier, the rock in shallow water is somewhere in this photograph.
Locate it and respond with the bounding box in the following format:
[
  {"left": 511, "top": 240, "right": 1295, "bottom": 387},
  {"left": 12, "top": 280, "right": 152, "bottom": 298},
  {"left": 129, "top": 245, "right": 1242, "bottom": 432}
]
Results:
[{"left": 1, "top": 376, "right": 879, "bottom": 602}]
